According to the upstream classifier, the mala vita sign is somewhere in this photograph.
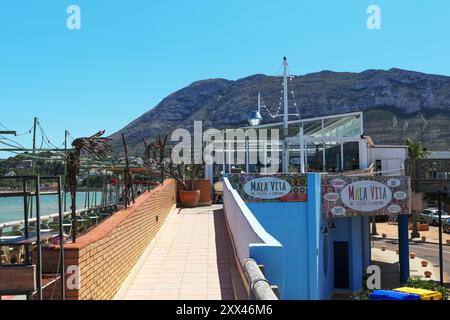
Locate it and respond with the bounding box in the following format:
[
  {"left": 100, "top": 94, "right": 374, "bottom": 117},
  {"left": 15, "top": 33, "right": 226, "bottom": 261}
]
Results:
[
  {"left": 340, "top": 180, "right": 392, "bottom": 212},
  {"left": 243, "top": 177, "right": 291, "bottom": 200}
]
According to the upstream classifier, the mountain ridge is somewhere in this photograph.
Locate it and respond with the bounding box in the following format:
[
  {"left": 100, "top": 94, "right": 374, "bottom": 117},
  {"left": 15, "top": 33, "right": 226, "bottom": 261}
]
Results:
[{"left": 109, "top": 68, "right": 450, "bottom": 155}]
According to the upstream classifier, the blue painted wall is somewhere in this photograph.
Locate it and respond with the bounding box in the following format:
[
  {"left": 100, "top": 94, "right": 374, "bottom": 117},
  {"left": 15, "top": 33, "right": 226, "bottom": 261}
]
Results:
[
  {"left": 246, "top": 173, "right": 322, "bottom": 299},
  {"left": 247, "top": 201, "right": 310, "bottom": 299},
  {"left": 318, "top": 217, "right": 369, "bottom": 299},
  {"left": 249, "top": 243, "right": 285, "bottom": 298},
  {"left": 318, "top": 214, "right": 334, "bottom": 299},
  {"left": 242, "top": 173, "right": 369, "bottom": 299}
]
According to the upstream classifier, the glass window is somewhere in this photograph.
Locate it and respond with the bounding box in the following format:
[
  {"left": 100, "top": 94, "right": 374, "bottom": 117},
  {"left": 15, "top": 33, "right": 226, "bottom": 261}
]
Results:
[
  {"left": 306, "top": 143, "right": 324, "bottom": 171},
  {"left": 343, "top": 142, "right": 360, "bottom": 171},
  {"left": 324, "top": 142, "right": 341, "bottom": 172}
]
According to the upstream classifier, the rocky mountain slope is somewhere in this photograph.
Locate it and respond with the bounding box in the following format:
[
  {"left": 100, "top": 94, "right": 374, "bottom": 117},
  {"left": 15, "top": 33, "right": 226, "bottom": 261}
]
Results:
[{"left": 109, "top": 68, "right": 450, "bottom": 155}]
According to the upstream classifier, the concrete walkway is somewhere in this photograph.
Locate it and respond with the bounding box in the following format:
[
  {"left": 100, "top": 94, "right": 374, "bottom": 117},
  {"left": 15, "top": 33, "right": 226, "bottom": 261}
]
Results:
[
  {"left": 116, "top": 205, "right": 244, "bottom": 300},
  {"left": 372, "top": 247, "right": 440, "bottom": 288},
  {"left": 375, "top": 222, "right": 450, "bottom": 245}
]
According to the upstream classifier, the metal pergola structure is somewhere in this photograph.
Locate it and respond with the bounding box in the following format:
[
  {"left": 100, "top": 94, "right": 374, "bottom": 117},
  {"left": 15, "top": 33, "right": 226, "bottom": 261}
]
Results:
[
  {"left": 0, "top": 175, "right": 65, "bottom": 300},
  {"left": 206, "top": 112, "right": 366, "bottom": 176}
]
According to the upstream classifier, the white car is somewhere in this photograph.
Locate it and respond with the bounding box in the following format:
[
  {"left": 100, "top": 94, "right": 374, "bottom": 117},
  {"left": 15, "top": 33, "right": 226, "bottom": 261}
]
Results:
[{"left": 420, "top": 208, "right": 450, "bottom": 226}]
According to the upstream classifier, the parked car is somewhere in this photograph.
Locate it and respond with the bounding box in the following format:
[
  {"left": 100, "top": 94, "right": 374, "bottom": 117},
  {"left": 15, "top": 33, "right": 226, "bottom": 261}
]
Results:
[
  {"left": 420, "top": 208, "right": 450, "bottom": 226},
  {"left": 443, "top": 218, "right": 450, "bottom": 233}
]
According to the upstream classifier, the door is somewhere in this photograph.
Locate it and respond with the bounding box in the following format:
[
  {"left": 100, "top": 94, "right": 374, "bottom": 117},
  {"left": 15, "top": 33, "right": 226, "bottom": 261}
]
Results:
[{"left": 334, "top": 241, "right": 350, "bottom": 289}]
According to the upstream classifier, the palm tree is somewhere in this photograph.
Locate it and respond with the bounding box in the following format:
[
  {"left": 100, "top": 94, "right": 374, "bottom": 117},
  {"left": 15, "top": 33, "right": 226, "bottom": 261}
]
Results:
[
  {"left": 405, "top": 138, "right": 429, "bottom": 238},
  {"left": 405, "top": 138, "right": 429, "bottom": 160}
]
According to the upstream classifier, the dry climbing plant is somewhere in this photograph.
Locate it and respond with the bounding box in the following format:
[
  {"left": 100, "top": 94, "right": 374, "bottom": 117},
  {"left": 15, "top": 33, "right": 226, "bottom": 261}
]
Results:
[
  {"left": 66, "top": 130, "right": 111, "bottom": 242},
  {"left": 143, "top": 135, "right": 204, "bottom": 191}
]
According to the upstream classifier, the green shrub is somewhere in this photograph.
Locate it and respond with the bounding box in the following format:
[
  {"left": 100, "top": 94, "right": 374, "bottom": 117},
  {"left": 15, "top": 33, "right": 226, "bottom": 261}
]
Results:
[
  {"left": 351, "top": 290, "right": 373, "bottom": 300},
  {"left": 406, "top": 278, "right": 449, "bottom": 300}
]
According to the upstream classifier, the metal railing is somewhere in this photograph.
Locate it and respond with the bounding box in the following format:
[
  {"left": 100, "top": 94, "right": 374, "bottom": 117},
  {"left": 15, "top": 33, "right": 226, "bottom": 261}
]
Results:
[
  {"left": 0, "top": 204, "right": 116, "bottom": 230},
  {"left": 405, "top": 159, "right": 450, "bottom": 193}
]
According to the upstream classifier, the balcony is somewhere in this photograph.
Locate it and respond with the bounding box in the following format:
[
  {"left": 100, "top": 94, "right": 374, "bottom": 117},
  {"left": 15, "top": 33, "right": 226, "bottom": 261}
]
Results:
[{"left": 405, "top": 159, "right": 450, "bottom": 193}]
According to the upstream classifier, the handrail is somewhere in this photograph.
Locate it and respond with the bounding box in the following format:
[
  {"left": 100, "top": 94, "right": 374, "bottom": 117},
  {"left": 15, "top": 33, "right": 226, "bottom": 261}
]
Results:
[{"left": 243, "top": 258, "right": 278, "bottom": 300}]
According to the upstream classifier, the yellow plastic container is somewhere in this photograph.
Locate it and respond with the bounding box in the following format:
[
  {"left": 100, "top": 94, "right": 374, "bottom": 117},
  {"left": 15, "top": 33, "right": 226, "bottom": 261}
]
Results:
[{"left": 393, "top": 287, "right": 443, "bottom": 300}]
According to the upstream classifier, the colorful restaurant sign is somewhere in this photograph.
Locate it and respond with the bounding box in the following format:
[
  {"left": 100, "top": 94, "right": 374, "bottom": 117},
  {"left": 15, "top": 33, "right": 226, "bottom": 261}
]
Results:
[
  {"left": 322, "top": 175, "right": 410, "bottom": 217},
  {"left": 228, "top": 174, "right": 308, "bottom": 202}
]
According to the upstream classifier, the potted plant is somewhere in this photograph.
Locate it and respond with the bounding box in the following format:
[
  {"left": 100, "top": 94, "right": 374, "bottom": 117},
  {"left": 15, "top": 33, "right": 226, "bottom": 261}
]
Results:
[
  {"left": 421, "top": 260, "right": 428, "bottom": 267},
  {"left": 424, "top": 271, "right": 432, "bottom": 278},
  {"left": 144, "top": 135, "right": 204, "bottom": 208},
  {"left": 177, "top": 163, "right": 203, "bottom": 208},
  {"left": 381, "top": 245, "right": 387, "bottom": 252},
  {"left": 410, "top": 252, "right": 416, "bottom": 259},
  {"left": 421, "top": 236, "right": 427, "bottom": 242},
  {"left": 382, "top": 233, "right": 387, "bottom": 239},
  {"left": 419, "top": 223, "right": 429, "bottom": 231},
  {"left": 447, "top": 239, "right": 450, "bottom": 245}
]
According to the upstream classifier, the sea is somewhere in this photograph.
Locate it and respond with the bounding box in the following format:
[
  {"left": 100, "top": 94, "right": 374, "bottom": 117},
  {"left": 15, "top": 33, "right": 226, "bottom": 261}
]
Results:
[{"left": 0, "top": 191, "right": 103, "bottom": 224}]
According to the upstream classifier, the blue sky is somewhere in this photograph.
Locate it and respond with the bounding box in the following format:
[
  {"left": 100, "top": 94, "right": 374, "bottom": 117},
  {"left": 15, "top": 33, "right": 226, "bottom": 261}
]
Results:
[{"left": 0, "top": 0, "right": 449, "bottom": 154}]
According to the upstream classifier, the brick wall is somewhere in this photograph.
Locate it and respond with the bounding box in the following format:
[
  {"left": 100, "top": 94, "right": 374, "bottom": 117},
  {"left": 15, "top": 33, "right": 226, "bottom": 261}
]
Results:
[{"left": 40, "top": 179, "right": 176, "bottom": 300}]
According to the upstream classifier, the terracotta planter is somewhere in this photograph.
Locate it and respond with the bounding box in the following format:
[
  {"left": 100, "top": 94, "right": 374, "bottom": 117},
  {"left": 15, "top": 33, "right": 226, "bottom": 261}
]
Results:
[
  {"left": 421, "top": 260, "right": 428, "bottom": 267},
  {"left": 409, "top": 223, "right": 430, "bottom": 231},
  {"left": 381, "top": 245, "right": 387, "bottom": 252},
  {"left": 410, "top": 252, "right": 416, "bottom": 259},
  {"left": 382, "top": 233, "right": 387, "bottom": 238},
  {"left": 421, "top": 236, "right": 427, "bottom": 242},
  {"left": 424, "top": 271, "right": 432, "bottom": 278},
  {"left": 179, "top": 190, "right": 201, "bottom": 208}
]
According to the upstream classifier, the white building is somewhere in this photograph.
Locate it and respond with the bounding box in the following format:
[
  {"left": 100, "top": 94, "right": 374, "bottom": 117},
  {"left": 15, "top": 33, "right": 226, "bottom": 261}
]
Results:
[{"left": 5, "top": 170, "right": 16, "bottom": 177}]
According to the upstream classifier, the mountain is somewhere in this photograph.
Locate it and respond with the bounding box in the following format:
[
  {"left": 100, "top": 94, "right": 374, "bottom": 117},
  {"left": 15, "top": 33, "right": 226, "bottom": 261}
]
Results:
[{"left": 109, "top": 68, "right": 450, "bottom": 155}]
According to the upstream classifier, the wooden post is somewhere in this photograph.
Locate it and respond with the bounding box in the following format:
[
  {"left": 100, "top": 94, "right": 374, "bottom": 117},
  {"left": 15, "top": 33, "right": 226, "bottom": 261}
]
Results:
[{"left": 243, "top": 258, "right": 278, "bottom": 300}]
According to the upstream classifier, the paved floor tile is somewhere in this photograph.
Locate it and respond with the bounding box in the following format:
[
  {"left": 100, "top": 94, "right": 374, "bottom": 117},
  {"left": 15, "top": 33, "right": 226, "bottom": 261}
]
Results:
[{"left": 120, "top": 205, "right": 240, "bottom": 300}]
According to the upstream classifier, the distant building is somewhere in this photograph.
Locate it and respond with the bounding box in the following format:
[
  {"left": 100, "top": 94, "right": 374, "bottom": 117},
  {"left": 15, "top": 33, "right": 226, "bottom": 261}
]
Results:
[
  {"left": 133, "top": 157, "right": 144, "bottom": 166},
  {"left": 364, "top": 136, "right": 408, "bottom": 176},
  {"left": 15, "top": 159, "right": 33, "bottom": 169},
  {"left": 428, "top": 151, "right": 450, "bottom": 159},
  {"left": 5, "top": 170, "right": 16, "bottom": 177}
]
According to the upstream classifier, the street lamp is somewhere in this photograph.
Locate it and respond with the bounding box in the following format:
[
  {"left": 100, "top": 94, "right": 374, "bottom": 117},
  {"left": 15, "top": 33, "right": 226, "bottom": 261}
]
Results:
[
  {"left": 437, "top": 187, "right": 448, "bottom": 287},
  {"left": 247, "top": 92, "right": 263, "bottom": 127},
  {"left": 247, "top": 111, "right": 262, "bottom": 127}
]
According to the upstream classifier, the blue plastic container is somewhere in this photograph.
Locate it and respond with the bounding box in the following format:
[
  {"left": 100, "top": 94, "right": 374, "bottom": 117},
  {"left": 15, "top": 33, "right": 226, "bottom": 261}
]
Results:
[{"left": 370, "top": 290, "right": 421, "bottom": 300}]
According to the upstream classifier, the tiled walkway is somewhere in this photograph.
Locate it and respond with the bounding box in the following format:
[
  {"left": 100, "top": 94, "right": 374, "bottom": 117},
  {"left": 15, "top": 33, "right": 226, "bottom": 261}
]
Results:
[{"left": 118, "top": 205, "right": 242, "bottom": 300}]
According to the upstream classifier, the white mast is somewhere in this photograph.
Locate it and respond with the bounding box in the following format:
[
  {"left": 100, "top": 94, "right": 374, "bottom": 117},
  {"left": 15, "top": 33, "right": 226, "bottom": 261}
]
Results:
[
  {"left": 299, "top": 122, "right": 305, "bottom": 173},
  {"left": 282, "top": 57, "right": 289, "bottom": 173},
  {"left": 258, "top": 91, "right": 261, "bottom": 113}
]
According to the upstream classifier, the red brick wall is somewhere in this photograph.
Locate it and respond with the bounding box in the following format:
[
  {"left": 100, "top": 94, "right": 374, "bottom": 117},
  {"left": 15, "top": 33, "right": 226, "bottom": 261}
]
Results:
[{"left": 40, "top": 179, "right": 176, "bottom": 300}]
